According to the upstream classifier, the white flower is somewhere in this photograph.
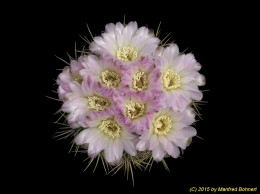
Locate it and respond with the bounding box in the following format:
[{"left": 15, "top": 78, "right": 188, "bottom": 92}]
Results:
[
  {"left": 79, "top": 55, "right": 125, "bottom": 96},
  {"left": 136, "top": 107, "right": 197, "bottom": 162},
  {"left": 57, "top": 56, "right": 87, "bottom": 100},
  {"left": 89, "top": 21, "right": 160, "bottom": 64},
  {"left": 74, "top": 113, "right": 137, "bottom": 165},
  {"left": 156, "top": 43, "right": 205, "bottom": 112},
  {"left": 61, "top": 77, "right": 115, "bottom": 128}
]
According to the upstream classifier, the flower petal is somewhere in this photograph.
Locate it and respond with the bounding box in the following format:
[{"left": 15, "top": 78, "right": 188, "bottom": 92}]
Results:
[
  {"left": 123, "top": 140, "right": 137, "bottom": 156},
  {"left": 136, "top": 140, "right": 147, "bottom": 151},
  {"left": 152, "top": 147, "right": 165, "bottom": 162},
  {"left": 149, "top": 135, "right": 159, "bottom": 150},
  {"left": 112, "top": 140, "right": 123, "bottom": 160}
]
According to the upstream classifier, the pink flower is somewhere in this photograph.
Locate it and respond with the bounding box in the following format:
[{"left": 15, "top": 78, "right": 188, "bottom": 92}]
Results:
[
  {"left": 89, "top": 21, "right": 160, "bottom": 65},
  {"left": 136, "top": 107, "right": 196, "bottom": 162},
  {"left": 121, "top": 56, "right": 162, "bottom": 98},
  {"left": 61, "top": 76, "right": 116, "bottom": 128},
  {"left": 113, "top": 91, "right": 162, "bottom": 135},
  {"left": 74, "top": 113, "right": 137, "bottom": 165},
  {"left": 57, "top": 55, "right": 87, "bottom": 100},
  {"left": 80, "top": 55, "right": 125, "bottom": 96},
  {"left": 155, "top": 44, "right": 205, "bottom": 112}
]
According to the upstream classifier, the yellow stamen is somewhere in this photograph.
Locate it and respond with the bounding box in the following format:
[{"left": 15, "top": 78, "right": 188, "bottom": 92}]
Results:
[
  {"left": 126, "top": 100, "right": 145, "bottom": 120},
  {"left": 101, "top": 70, "right": 121, "bottom": 88},
  {"left": 153, "top": 115, "right": 172, "bottom": 135},
  {"left": 162, "top": 69, "right": 181, "bottom": 90},
  {"left": 116, "top": 46, "right": 138, "bottom": 62},
  {"left": 132, "top": 71, "right": 148, "bottom": 91},
  {"left": 87, "top": 95, "right": 110, "bottom": 111},
  {"left": 99, "top": 118, "right": 122, "bottom": 139}
]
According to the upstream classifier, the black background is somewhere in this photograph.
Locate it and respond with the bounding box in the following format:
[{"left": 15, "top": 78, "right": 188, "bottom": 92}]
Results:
[{"left": 10, "top": 2, "right": 259, "bottom": 193}]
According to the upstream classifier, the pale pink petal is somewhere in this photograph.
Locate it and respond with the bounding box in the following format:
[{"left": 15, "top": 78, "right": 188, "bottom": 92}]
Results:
[
  {"left": 86, "top": 55, "right": 102, "bottom": 74},
  {"left": 162, "top": 44, "right": 179, "bottom": 61},
  {"left": 180, "top": 108, "right": 195, "bottom": 125},
  {"left": 136, "top": 140, "right": 148, "bottom": 151},
  {"left": 88, "top": 143, "right": 99, "bottom": 158},
  {"left": 69, "top": 82, "right": 82, "bottom": 94},
  {"left": 149, "top": 135, "right": 159, "bottom": 150},
  {"left": 112, "top": 140, "right": 123, "bottom": 160},
  {"left": 190, "top": 91, "right": 203, "bottom": 101},
  {"left": 172, "top": 138, "right": 187, "bottom": 150},
  {"left": 104, "top": 142, "right": 116, "bottom": 164},
  {"left": 170, "top": 144, "right": 180, "bottom": 158},
  {"left": 123, "top": 140, "right": 137, "bottom": 156},
  {"left": 181, "top": 126, "right": 197, "bottom": 137},
  {"left": 196, "top": 74, "right": 206, "bottom": 86},
  {"left": 74, "top": 129, "right": 90, "bottom": 145},
  {"left": 174, "top": 123, "right": 187, "bottom": 130},
  {"left": 78, "top": 55, "right": 88, "bottom": 68},
  {"left": 105, "top": 23, "right": 116, "bottom": 33},
  {"left": 87, "top": 119, "right": 101, "bottom": 128},
  {"left": 175, "top": 95, "right": 190, "bottom": 112},
  {"left": 152, "top": 147, "right": 165, "bottom": 162},
  {"left": 164, "top": 141, "right": 174, "bottom": 156},
  {"left": 158, "top": 136, "right": 168, "bottom": 148}
]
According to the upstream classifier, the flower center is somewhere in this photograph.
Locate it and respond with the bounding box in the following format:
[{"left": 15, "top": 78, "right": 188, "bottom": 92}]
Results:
[
  {"left": 73, "top": 75, "right": 83, "bottom": 83},
  {"left": 87, "top": 95, "right": 110, "bottom": 111},
  {"left": 101, "top": 70, "right": 121, "bottom": 88},
  {"left": 162, "top": 69, "right": 181, "bottom": 90},
  {"left": 116, "top": 46, "right": 138, "bottom": 62},
  {"left": 126, "top": 100, "right": 145, "bottom": 120},
  {"left": 99, "top": 118, "right": 122, "bottom": 139},
  {"left": 132, "top": 71, "right": 148, "bottom": 91},
  {"left": 153, "top": 115, "right": 172, "bottom": 135}
]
